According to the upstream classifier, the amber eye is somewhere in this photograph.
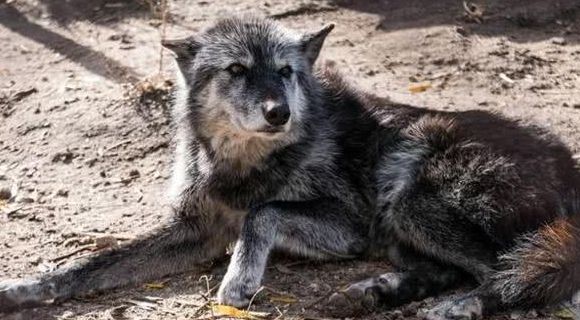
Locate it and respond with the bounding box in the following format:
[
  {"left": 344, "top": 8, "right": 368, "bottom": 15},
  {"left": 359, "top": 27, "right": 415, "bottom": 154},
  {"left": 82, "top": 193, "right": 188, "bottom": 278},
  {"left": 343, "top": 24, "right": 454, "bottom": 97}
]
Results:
[
  {"left": 278, "top": 66, "right": 293, "bottom": 78},
  {"left": 226, "top": 63, "right": 247, "bottom": 76}
]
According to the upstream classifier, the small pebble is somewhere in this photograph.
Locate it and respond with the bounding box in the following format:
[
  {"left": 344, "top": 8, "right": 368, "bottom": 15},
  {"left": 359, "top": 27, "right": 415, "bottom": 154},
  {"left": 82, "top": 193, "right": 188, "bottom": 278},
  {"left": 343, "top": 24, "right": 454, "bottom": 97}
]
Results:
[
  {"left": 129, "top": 169, "right": 140, "bottom": 178},
  {"left": 0, "top": 187, "right": 11, "bottom": 200}
]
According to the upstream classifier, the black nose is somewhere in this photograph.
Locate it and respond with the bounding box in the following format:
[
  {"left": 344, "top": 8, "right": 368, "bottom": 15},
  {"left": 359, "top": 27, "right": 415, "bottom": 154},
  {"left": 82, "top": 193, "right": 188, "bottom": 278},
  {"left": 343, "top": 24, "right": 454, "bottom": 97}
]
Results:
[{"left": 262, "top": 102, "right": 290, "bottom": 126}]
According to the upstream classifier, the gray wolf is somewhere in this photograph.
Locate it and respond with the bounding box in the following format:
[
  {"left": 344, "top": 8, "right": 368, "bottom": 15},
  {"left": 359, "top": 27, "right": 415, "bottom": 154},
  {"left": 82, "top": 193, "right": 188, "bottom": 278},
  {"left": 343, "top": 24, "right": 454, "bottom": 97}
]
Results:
[{"left": 1, "top": 16, "right": 579, "bottom": 319}]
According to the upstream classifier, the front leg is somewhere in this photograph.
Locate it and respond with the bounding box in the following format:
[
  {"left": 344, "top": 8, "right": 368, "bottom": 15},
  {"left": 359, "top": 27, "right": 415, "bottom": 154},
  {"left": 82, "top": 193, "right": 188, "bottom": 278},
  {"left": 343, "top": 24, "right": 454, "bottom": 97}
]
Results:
[{"left": 217, "top": 199, "right": 369, "bottom": 307}]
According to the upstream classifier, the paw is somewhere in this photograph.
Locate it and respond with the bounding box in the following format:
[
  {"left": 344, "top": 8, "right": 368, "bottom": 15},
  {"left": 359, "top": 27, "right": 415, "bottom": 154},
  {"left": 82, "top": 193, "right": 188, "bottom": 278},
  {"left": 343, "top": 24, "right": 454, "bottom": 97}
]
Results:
[
  {"left": 326, "top": 278, "right": 378, "bottom": 317},
  {"left": 216, "top": 277, "right": 259, "bottom": 308},
  {"left": 426, "top": 296, "right": 483, "bottom": 320},
  {"left": 325, "top": 272, "right": 406, "bottom": 317},
  {"left": 0, "top": 279, "right": 44, "bottom": 312}
]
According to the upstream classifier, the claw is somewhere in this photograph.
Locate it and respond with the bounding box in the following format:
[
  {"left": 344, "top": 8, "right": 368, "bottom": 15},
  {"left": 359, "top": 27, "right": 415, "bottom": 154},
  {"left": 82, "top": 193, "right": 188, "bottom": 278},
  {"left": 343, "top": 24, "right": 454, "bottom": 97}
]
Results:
[{"left": 216, "top": 280, "right": 255, "bottom": 308}]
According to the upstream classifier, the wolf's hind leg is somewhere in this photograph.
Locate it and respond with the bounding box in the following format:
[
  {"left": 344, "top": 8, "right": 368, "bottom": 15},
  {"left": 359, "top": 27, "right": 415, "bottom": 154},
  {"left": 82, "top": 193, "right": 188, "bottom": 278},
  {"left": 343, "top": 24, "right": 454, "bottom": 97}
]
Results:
[
  {"left": 0, "top": 213, "right": 235, "bottom": 313},
  {"left": 427, "top": 215, "right": 580, "bottom": 320},
  {"left": 217, "top": 199, "right": 369, "bottom": 307}
]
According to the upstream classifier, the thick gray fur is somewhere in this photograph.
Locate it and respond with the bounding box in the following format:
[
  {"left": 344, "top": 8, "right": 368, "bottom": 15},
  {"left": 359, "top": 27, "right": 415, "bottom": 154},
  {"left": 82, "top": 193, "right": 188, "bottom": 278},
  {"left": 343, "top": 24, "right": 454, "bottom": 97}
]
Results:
[{"left": 1, "top": 16, "right": 580, "bottom": 319}]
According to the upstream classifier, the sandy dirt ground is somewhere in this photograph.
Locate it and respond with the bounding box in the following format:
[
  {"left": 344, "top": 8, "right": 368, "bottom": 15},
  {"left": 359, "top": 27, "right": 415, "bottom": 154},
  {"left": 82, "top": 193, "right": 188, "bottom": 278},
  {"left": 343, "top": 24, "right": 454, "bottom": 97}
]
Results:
[{"left": 1, "top": 0, "right": 580, "bottom": 319}]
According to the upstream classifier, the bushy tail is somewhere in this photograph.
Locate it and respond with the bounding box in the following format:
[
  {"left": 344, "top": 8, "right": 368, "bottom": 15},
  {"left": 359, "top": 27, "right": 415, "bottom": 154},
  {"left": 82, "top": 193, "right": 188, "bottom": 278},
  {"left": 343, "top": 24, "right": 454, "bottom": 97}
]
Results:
[{"left": 492, "top": 212, "right": 580, "bottom": 307}]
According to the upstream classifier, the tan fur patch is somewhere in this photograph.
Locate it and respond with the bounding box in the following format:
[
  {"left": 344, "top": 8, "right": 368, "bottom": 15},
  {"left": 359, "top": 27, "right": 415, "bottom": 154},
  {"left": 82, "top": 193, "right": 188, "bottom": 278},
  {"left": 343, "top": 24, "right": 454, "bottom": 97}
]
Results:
[
  {"left": 533, "top": 219, "right": 577, "bottom": 265},
  {"left": 199, "top": 109, "right": 281, "bottom": 172},
  {"left": 506, "top": 218, "right": 579, "bottom": 283},
  {"left": 194, "top": 79, "right": 292, "bottom": 172},
  {"left": 493, "top": 216, "right": 580, "bottom": 305}
]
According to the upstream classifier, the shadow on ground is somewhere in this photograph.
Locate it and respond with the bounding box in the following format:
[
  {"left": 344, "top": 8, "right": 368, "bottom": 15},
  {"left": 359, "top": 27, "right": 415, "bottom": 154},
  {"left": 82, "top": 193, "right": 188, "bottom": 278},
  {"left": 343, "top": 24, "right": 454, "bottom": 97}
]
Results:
[
  {"left": 332, "top": 0, "right": 580, "bottom": 43},
  {"left": 0, "top": 3, "right": 140, "bottom": 83},
  {"left": 38, "top": 0, "right": 150, "bottom": 26}
]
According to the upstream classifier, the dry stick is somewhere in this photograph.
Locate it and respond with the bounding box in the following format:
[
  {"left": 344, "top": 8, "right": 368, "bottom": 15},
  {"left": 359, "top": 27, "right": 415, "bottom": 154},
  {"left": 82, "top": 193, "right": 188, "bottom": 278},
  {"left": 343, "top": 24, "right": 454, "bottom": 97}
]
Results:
[
  {"left": 273, "top": 306, "right": 285, "bottom": 320},
  {"left": 158, "top": 0, "right": 169, "bottom": 74},
  {"left": 246, "top": 286, "right": 265, "bottom": 312},
  {"left": 198, "top": 275, "right": 215, "bottom": 319},
  {"left": 77, "top": 231, "right": 136, "bottom": 241},
  {"left": 191, "top": 300, "right": 211, "bottom": 318},
  {"left": 262, "top": 286, "right": 297, "bottom": 298},
  {"left": 105, "top": 139, "right": 132, "bottom": 152},
  {"left": 267, "top": 260, "right": 310, "bottom": 270},
  {"left": 51, "top": 245, "right": 94, "bottom": 263}
]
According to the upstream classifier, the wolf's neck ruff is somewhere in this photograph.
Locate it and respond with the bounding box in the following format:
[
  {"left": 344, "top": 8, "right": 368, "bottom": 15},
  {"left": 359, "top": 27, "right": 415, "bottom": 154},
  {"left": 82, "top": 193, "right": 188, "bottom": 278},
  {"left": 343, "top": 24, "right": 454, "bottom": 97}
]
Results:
[
  {"left": 199, "top": 115, "right": 285, "bottom": 172},
  {"left": 191, "top": 99, "right": 308, "bottom": 173}
]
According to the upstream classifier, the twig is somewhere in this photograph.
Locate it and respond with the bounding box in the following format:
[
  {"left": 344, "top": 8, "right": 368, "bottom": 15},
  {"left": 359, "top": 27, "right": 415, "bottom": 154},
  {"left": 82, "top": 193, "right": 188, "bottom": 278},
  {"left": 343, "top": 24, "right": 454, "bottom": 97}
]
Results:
[
  {"left": 246, "top": 286, "right": 265, "bottom": 312},
  {"left": 55, "top": 252, "right": 94, "bottom": 267},
  {"left": 5, "top": 206, "right": 24, "bottom": 218},
  {"left": 267, "top": 260, "right": 310, "bottom": 270},
  {"left": 126, "top": 298, "right": 158, "bottom": 311},
  {"left": 105, "top": 140, "right": 132, "bottom": 152},
  {"left": 77, "top": 231, "right": 136, "bottom": 241},
  {"left": 199, "top": 275, "right": 215, "bottom": 318},
  {"left": 269, "top": 4, "right": 337, "bottom": 19},
  {"left": 262, "top": 286, "right": 296, "bottom": 298},
  {"left": 158, "top": 0, "right": 169, "bottom": 74},
  {"left": 51, "top": 245, "right": 94, "bottom": 263},
  {"left": 302, "top": 316, "right": 330, "bottom": 320},
  {"left": 274, "top": 306, "right": 285, "bottom": 320},
  {"left": 172, "top": 299, "right": 204, "bottom": 308},
  {"left": 191, "top": 300, "right": 211, "bottom": 318}
]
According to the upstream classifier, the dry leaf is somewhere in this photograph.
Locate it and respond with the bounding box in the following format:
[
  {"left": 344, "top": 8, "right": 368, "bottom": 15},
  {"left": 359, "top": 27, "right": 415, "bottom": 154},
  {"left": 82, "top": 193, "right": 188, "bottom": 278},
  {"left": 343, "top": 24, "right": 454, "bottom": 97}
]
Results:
[
  {"left": 144, "top": 282, "right": 165, "bottom": 290},
  {"left": 409, "top": 82, "right": 432, "bottom": 93},
  {"left": 554, "top": 307, "right": 577, "bottom": 319},
  {"left": 211, "top": 305, "right": 269, "bottom": 319}
]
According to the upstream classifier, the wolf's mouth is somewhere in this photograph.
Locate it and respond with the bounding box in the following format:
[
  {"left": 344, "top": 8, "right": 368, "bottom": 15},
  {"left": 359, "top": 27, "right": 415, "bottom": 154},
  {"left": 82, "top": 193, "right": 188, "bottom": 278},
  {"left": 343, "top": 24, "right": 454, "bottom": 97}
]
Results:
[{"left": 257, "top": 126, "right": 284, "bottom": 134}]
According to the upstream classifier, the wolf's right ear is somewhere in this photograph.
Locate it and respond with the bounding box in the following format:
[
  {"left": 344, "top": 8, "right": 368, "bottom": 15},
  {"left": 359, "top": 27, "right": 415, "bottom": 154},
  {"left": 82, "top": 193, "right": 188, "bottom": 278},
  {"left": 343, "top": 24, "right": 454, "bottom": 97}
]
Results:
[{"left": 162, "top": 37, "right": 201, "bottom": 64}]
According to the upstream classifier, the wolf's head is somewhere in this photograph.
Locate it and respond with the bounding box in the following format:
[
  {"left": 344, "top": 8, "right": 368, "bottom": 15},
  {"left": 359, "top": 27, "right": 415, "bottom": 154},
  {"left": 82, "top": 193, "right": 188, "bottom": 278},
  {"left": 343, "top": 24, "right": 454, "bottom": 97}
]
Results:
[{"left": 163, "top": 16, "right": 333, "bottom": 141}]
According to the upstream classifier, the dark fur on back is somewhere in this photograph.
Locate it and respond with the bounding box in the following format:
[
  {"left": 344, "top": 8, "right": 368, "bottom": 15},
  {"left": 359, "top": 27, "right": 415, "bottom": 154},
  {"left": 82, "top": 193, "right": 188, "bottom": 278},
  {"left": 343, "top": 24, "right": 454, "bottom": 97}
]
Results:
[{"left": 1, "top": 16, "right": 579, "bottom": 319}]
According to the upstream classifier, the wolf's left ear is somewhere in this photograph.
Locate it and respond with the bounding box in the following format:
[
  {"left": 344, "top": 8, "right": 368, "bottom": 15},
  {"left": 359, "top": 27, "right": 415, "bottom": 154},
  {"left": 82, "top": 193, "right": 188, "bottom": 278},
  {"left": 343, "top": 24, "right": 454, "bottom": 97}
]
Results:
[
  {"left": 162, "top": 36, "right": 201, "bottom": 65},
  {"left": 301, "top": 23, "right": 335, "bottom": 65}
]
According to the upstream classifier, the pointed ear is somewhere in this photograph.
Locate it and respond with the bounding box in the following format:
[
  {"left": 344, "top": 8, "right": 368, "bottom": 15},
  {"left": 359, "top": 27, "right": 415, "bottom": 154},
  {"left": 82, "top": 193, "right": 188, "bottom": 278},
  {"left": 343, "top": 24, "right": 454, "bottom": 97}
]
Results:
[
  {"left": 301, "top": 23, "right": 334, "bottom": 65},
  {"left": 162, "top": 36, "right": 201, "bottom": 61}
]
